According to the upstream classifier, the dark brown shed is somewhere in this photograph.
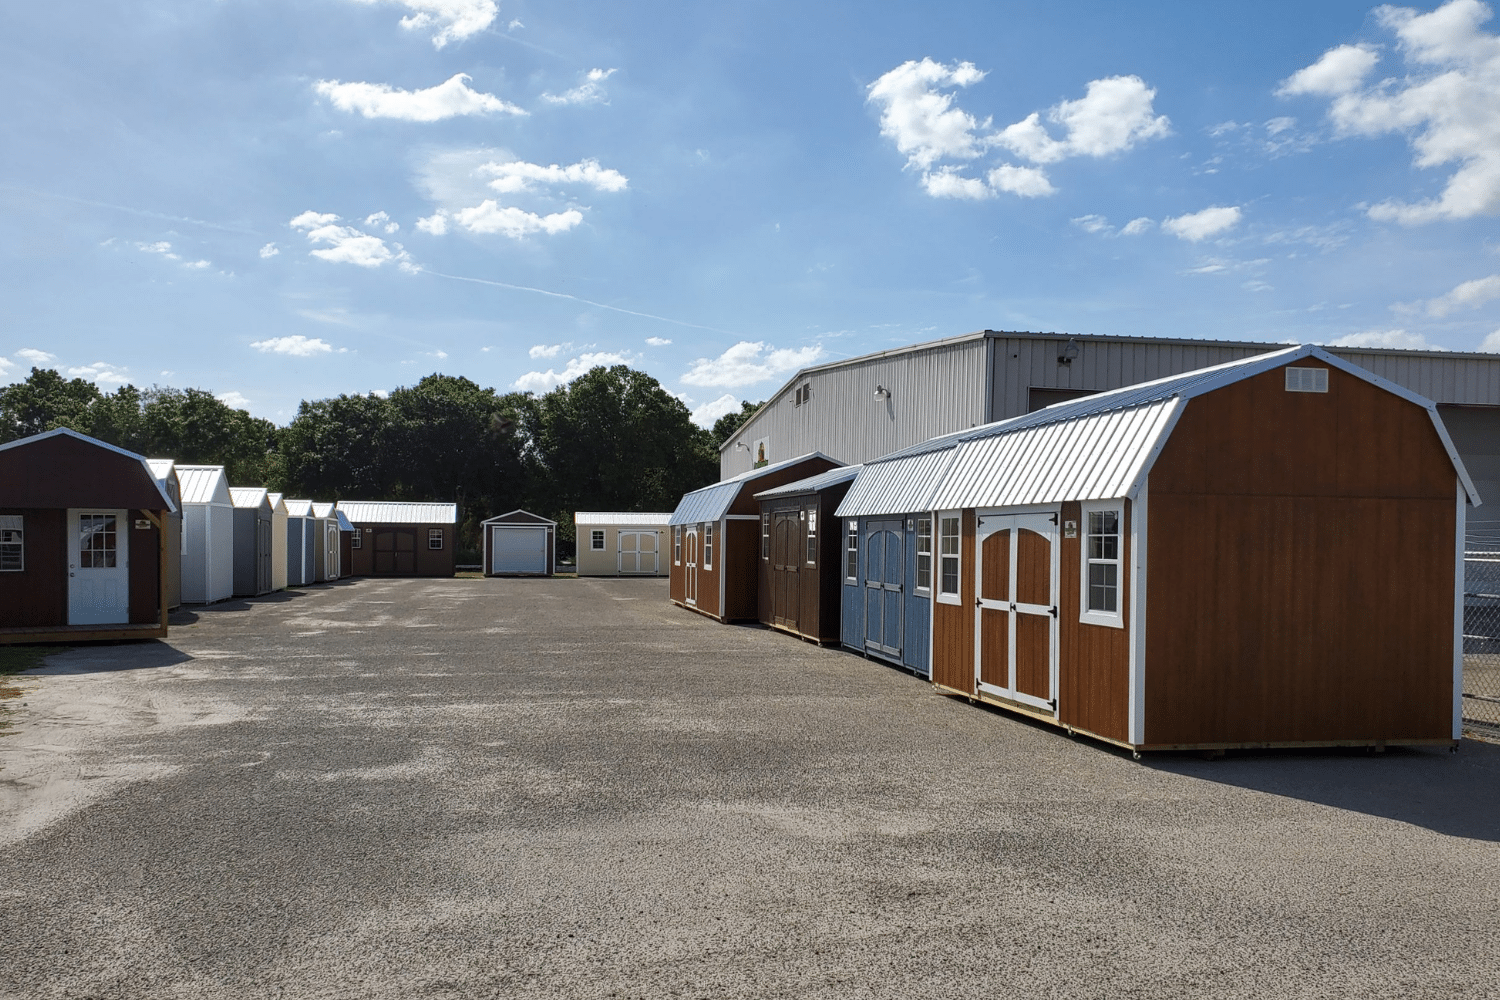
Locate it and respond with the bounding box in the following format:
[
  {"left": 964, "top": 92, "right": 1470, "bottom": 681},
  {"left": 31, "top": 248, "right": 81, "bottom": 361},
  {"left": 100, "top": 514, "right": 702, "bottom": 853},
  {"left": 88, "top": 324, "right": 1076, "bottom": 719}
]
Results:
[
  {"left": 754, "top": 465, "right": 862, "bottom": 643},
  {"left": 338, "top": 502, "right": 458, "bottom": 578}
]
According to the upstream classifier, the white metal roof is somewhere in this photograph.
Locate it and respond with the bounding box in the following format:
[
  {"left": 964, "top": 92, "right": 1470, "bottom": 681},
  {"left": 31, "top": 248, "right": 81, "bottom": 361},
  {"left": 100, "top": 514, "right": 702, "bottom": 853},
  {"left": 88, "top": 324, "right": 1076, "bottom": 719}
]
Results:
[
  {"left": 574, "top": 512, "right": 673, "bottom": 526},
  {"left": 669, "top": 452, "right": 840, "bottom": 525},
  {"left": 337, "top": 501, "right": 458, "bottom": 524},
  {"left": 177, "top": 465, "right": 232, "bottom": 506},
  {"left": 266, "top": 492, "right": 287, "bottom": 513},
  {"left": 924, "top": 345, "right": 1480, "bottom": 510},
  {"left": 311, "top": 502, "right": 334, "bottom": 518},
  {"left": 754, "top": 465, "right": 863, "bottom": 500},
  {"left": 147, "top": 458, "right": 175, "bottom": 480},
  {"left": 836, "top": 446, "right": 960, "bottom": 518},
  {"left": 229, "top": 487, "right": 268, "bottom": 509},
  {"left": 283, "top": 498, "right": 314, "bottom": 517}
]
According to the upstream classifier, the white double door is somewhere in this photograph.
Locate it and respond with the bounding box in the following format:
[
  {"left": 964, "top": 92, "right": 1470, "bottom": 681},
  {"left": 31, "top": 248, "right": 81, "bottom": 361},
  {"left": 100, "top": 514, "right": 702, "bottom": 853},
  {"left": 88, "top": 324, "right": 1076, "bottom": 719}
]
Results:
[
  {"left": 974, "top": 509, "right": 1059, "bottom": 713},
  {"left": 68, "top": 509, "right": 131, "bottom": 625},
  {"left": 619, "top": 531, "right": 658, "bottom": 574}
]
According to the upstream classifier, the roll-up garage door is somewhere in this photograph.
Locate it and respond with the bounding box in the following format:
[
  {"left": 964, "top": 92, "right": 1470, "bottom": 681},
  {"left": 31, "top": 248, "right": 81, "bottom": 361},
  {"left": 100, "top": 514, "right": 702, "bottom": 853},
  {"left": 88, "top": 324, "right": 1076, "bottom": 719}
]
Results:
[{"left": 492, "top": 526, "right": 547, "bottom": 574}]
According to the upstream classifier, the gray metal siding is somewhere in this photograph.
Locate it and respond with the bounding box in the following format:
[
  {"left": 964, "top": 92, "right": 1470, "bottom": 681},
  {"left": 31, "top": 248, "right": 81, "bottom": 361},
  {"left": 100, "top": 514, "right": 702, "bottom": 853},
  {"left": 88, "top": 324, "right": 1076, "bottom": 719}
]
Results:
[{"left": 720, "top": 338, "right": 989, "bottom": 478}]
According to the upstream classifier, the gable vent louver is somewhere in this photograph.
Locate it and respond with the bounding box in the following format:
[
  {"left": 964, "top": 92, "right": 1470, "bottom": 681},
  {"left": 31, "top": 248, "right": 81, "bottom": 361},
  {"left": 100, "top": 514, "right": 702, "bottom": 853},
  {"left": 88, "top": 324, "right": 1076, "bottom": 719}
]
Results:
[{"left": 1285, "top": 367, "right": 1329, "bottom": 393}]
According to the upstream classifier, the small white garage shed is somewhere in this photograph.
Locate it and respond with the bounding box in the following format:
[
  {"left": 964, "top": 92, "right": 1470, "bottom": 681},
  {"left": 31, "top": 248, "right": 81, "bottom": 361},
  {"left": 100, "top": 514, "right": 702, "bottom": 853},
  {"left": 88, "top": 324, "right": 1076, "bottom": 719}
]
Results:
[
  {"left": 483, "top": 510, "right": 556, "bottom": 577},
  {"left": 178, "top": 465, "right": 234, "bottom": 605},
  {"left": 574, "top": 512, "right": 670, "bottom": 576}
]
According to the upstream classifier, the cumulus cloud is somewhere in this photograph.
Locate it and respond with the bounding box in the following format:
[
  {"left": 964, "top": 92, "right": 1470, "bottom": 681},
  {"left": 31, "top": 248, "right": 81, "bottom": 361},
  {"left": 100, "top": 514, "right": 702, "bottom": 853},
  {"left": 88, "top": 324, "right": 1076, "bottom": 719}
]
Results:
[
  {"left": 138, "top": 241, "right": 178, "bottom": 259},
  {"left": 217, "top": 391, "right": 251, "bottom": 409},
  {"left": 0, "top": 356, "right": 12, "bottom": 375},
  {"left": 1162, "top": 205, "right": 1243, "bottom": 241},
  {"left": 529, "top": 343, "right": 567, "bottom": 359},
  {"left": 417, "top": 154, "right": 627, "bottom": 238},
  {"left": 480, "top": 158, "right": 628, "bottom": 194},
  {"left": 184, "top": 259, "right": 211, "bottom": 269},
  {"left": 690, "top": 393, "right": 741, "bottom": 428},
  {"left": 513, "top": 350, "right": 633, "bottom": 392},
  {"left": 415, "top": 213, "right": 448, "bottom": 235},
  {"left": 364, "top": 211, "right": 400, "bottom": 233},
  {"left": 542, "top": 67, "right": 617, "bottom": 106},
  {"left": 1424, "top": 273, "right": 1500, "bottom": 316},
  {"left": 251, "top": 335, "right": 336, "bottom": 357},
  {"left": 1120, "top": 216, "right": 1154, "bottom": 235},
  {"left": 1281, "top": 0, "right": 1500, "bottom": 223},
  {"left": 1328, "top": 329, "right": 1447, "bottom": 350},
  {"left": 425, "top": 202, "right": 584, "bottom": 238},
  {"left": 17, "top": 348, "right": 56, "bottom": 365},
  {"left": 1073, "top": 214, "right": 1155, "bottom": 237},
  {"left": 259, "top": 243, "right": 280, "bottom": 258},
  {"left": 290, "top": 211, "right": 415, "bottom": 269},
  {"left": 67, "top": 362, "right": 130, "bottom": 385},
  {"left": 681, "top": 341, "right": 826, "bottom": 389},
  {"left": 315, "top": 74, "right": 525, "bottom": 121},
  {"left": 645, "top": 336, "right": 671, "bottom": 346},
  {"left": 348, "top": 0, "right": 498, "bottom": 48},
  {"left": 868, "top": 61, "right": 1168, "bottom": 200}
]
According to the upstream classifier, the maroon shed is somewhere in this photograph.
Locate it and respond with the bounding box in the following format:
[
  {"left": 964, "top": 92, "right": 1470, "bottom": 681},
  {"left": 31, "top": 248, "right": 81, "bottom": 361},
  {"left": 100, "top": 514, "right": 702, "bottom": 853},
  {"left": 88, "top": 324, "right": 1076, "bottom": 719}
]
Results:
[
  {"left": 0, "top": 429, "right": 175, "bottom": 644},
  {"left": 754, "top": 465, "right": 863, "bottom": 644}
]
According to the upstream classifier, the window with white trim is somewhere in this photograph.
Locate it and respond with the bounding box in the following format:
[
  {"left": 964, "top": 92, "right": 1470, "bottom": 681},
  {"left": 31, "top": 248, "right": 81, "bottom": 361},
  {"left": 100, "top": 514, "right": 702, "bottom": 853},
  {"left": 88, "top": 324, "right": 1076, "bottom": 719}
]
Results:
[
  {"left": 0, "top": 515, "right": 22, "bottom": 572},
  {"left": 351, "top": 530, "right": 362, "bottom": 549},
  {"left": 1081, "top": 503, "right": 1124, "bottom": 628},
  {"left": 674, "top": 526, "right": 681, "bottom": 565},
  {"left": 937, "top": 514, "right": 960, "bottom": 603},
  {"left": 704, "top": 523, "right": 713, "bottom": 569},
  {"left": 761, "top": 512, "right": 770, "bottom": 560},
  {"left": 428, "top": 528, "right": 444, "bottom": 550},
  {"left": 845, "top": 522, "right": 858, "bottom": 580},
  {"left": 805, "top": 508, "right": 817, "bottom": 565},
  {"left": 590, "top": 529, "right": 606, "bottom": 550},
  {"left": 915, "top": 515, "right": 932, "bottom": 592}
]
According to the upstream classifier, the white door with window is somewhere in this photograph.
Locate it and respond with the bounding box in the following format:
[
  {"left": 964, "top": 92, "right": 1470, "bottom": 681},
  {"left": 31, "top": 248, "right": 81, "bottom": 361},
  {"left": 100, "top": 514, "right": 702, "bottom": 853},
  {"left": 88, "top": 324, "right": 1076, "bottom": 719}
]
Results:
[
  {"left": 619, "top": 531, "right": 658, "bottom": 574},
  {"left": 68, "top": 509, "right": 130, "bottom": 625},
  {"left": 974, "top": 509, "right": 1058, "bottom": 712}
]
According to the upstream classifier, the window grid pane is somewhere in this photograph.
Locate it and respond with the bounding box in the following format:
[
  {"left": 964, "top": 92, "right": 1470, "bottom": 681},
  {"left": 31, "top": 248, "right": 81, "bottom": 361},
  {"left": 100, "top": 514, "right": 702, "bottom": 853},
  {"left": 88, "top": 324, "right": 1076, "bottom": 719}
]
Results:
[
  {"left": 846, "top": 525, "right": 858, "bottom": 580},
  {"left": 79, "top": 515, "right": 117, "bottom": 569}
]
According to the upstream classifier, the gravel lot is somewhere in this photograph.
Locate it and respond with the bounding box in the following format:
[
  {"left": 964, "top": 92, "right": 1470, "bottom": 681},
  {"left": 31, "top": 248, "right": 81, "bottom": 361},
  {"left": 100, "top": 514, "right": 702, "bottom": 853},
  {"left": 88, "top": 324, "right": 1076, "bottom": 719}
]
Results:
[{"left": 1, "top": 576, "right": 1498, "bottom": 999}]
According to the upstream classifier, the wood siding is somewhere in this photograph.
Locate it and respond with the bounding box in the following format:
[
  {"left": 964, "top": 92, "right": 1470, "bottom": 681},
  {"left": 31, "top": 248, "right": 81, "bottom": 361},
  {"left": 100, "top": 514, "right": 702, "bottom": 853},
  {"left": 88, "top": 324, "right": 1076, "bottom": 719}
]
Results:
[
  {"left": 0, "top": 508, "right": 65, "bottom": 628},
  {"left": 348, "top": 522, "right": 457, "bottom": 577},
  {"left": 1057, "top": 500, "right": 1130, "bottom": 742},
  {"left": 128, "top": 515, "right": 163, "bottom": 624},
  {"left": 931, "top": 509, "right": 976, "bottom": 692},
  {"left": 723, "top": 520, "right": 760, "bottom": 621},
  {"left": 1145, "top": 364, "right": 1457, "bottom": 745},
  {"left": 0, "top": 435, "right": 166, "bottom": 510},
  {"left": 754, "top": 487, "right": 850, "bottom": 643}
]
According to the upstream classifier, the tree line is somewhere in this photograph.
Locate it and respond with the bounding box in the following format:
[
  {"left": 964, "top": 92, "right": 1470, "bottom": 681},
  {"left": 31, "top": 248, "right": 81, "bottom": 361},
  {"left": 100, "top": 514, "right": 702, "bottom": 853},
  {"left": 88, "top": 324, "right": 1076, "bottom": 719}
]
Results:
[{"left": 0, "top": 365, "right": 762, "bottom": 560}]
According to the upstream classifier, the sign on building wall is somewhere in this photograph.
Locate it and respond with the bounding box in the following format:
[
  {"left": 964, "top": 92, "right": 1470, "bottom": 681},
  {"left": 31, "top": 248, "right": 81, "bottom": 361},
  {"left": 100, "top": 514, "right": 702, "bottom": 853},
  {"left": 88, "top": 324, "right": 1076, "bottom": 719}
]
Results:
[{"left": 752, "top": 437, "right": 770, "bottom": 468}]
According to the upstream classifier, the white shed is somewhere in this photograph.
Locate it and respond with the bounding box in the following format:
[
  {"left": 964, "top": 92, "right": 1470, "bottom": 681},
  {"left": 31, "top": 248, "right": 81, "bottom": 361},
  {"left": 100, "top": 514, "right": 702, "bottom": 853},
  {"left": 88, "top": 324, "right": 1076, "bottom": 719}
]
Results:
[
  {"left": 177, "top": 465, "right": 235, "bottom": 604},
  {"left": 574, "top": 512, "right": 671, "bottom": 576},
  {"left": 311, "top": 502, "right": 345, "bottom": 581},
  {"left": 266, "top": 492, "right": 289, "bottom": 591}
]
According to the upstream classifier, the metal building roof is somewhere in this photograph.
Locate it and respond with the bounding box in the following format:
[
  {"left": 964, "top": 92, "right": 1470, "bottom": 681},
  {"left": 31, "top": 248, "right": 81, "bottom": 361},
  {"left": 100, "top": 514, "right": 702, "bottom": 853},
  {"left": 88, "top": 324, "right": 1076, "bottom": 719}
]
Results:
[
  {"left": 574, "top": 512, "right": 673, "bottom": 526},
  {"left": 668, "top": 452, "right": 840, "bottom": 525},
  {"left": 336, "top": 501, "right": 458, "bottom": 524},
  {"left": 266, "top": 492, "right": 286, "bottom": 513},
  {"left": 754, "top": 465, "right": 863, "bottom": 500},
  {"left": 836, "top": 446, "right": 960, "bottom": 518},
  {"left": 229, "top": 487, "right": 268, "bottom": 509},
  {"left": 177, "top": 465, "right": 231, "bottom": 506},
  {"left": 283, "top": 498, "right": 314, "bottom": 517},
  {"left": 311, "top": 502, "right": 334, "bottom": 518}
]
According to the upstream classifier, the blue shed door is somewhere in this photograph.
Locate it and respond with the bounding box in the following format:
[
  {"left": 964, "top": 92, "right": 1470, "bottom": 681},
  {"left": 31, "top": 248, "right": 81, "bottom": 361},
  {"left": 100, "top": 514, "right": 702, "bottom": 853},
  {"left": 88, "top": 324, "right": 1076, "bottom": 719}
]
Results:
[{"left": 863, "top": 519, "right": 903, "bottom": 658}]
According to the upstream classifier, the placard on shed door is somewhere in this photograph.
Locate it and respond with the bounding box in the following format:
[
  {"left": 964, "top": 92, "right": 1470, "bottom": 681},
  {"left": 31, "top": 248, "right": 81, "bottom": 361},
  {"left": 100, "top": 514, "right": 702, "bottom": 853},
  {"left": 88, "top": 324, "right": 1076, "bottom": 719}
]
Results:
[{"left": 974, "top": 510, "right": 1058, "bottom": 712}]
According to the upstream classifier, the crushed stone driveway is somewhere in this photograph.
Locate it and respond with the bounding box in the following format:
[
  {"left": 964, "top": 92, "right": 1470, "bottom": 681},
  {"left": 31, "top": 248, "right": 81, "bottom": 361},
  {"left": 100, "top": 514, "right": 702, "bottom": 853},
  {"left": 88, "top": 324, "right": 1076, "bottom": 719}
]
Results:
[{"left": 1, "top": 576, "right": 1498, "bottom": 1000}]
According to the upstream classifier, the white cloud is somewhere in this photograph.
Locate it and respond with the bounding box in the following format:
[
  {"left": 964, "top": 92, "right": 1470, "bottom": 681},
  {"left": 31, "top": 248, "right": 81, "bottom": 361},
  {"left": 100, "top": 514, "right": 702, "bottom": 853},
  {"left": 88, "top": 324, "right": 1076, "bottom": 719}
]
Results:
[
  {"left": 415, "top": 212, "right": 448, "bottom": 235},
  {"left": 866, "top": 58, "right": 989, "bottom": 171},
  {"left": 17, "top": 348, "right": 56, "bottom": 365},
  {"left": 67, "top": 362, "right": 130, "bottom": 385},
  {"left": 995, "top": 75, "right": 1171, "bottom": 164},
  {"left": 364, "top": 211, "right": 400, "bottom": 233},
  {"left": 1243, "top": 280, "right": 1274, "bottom": 292},
  {"left": 1072, "top": 214, "right": 1112, "bottom": 234},
  {"left": 1425, "top": 273, "right": 1500, "bottom": 315},
  {"left": 217, "top": 391, "right": 251, "bottom": 409},
  {"left": 513, "top": 351, "right": 633, "bottom": 392},
  {"left": 138, "top": 241, "right": 178, "bottom": 260},
  {"left": 542, "top": 67, "right": 618, "bottom": 105},
  {"left": 1282, "top": 1, "right": 1500, "bottom": 223},
  {"left": 438, "top": 201, "right": 585, "bottom": 238},
  {"left": 1328, "top": 328, "right": 1446, "bottom": 350},
  {"left": 290, "top": 211, "right": 414, "bottom": 268},
  {"left": 259, "top": 243, "right": 280, "bottom": 258},
  {"left": 371, "top": 388, "right": 391, "bottom": 399},
  {"left": 681, "top": 341, "right": 826, "bottom": 389},
  {"left": 690, "top": 393, "right": 740, "bottom": 428},
  {"left": 251, "top": 335, "right": 335, "bottom": 357},
  {"left": 348, "top": 0, "right": 498, "bottom": 48},
  {"left": 922, "top": 167, "right": 992, "bottom": 199},
  {"left": 1120, "top": 216, "right": 1153, "bottom": 235},
  {"left": 315, "top": 74, "right": 525, "bottom": 122},
  {"left": 1162, "top": 205, "right": 1243, "bottom": 241},
  {"left": 0, "top": 356, "right": 12, "bottom": 375},
  {"left": 645, "top": 336, "right": 672, "bottom": 346},
  {"left": 1265, "top": 116, "right": 1298, "bottom": 136},
  {"left": 184, "top": 259, "right": 211, "bottom": 269},
  {"left": 529, "top": 343, "right": 567, "bottom": 359},
  {"left": 987, "top": 163, "right": 1055, "bottom": 197},
  {"left": 480, "top": 158, "right": 628, "bottom": 194}
]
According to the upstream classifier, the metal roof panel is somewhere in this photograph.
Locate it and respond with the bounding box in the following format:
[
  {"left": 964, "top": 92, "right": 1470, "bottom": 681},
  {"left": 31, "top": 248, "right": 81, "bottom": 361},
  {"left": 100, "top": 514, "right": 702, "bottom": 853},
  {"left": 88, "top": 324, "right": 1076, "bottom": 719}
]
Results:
[
  {"left": 176, "top": 465, "right": 231, "bottom": 506},
  {"left": 754, "top": 465, "right": 863, "bottom": 500},
  {"left": 335, "top": 501, "right": 458, "bottom": 524},
  {"left": 573, "top": 512, "right": 674, "bottom": 526}
]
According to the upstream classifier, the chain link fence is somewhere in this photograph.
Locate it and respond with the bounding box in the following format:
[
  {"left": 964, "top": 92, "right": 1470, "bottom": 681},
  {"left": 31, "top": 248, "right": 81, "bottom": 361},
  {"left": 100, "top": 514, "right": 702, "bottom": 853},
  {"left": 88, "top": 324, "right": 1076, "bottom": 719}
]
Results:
[{"left": 1463, "top": 551, "right": 1500, "bottom": 733}]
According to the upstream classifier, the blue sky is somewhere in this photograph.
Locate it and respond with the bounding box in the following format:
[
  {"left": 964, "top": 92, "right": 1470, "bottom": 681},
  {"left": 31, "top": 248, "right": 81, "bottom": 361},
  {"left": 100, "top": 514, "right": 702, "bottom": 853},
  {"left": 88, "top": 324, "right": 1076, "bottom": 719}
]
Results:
[{"left": 5, "top": 0, "right": 1500, "bottom": 426}]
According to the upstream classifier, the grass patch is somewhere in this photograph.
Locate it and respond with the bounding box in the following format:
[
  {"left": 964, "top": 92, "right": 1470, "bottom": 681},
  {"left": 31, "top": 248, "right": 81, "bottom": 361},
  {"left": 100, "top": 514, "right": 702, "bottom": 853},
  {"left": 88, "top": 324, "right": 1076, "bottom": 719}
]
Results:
[{"left": 0, "top": 645, "right": 61, "bottom": 677}]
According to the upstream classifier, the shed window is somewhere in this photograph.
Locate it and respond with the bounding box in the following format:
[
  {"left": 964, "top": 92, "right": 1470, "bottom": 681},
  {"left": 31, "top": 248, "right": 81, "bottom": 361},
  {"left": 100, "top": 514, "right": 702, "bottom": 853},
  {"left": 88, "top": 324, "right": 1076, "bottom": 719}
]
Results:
[
  {"left": 806, "top": 508, "right": 817, "bottom": 565},
  {"left": 428, "top": 528, "right": 444, "bottom": 550},
  {"left": 846, "top": 522, "right": 858, "bottom": 580},
  {"left": 938, "top": 515, "right": 960, "bottom": 601},
  {"left": 915, "top": 516, "right": 932, "bottom": 592},
  {"left": 674, "top": 526, "right": 681, "bottom": 565},
  {"left": 704, "top": 523, "right": 714, "bottom": 569},
  {"left": 1081, "top": 504, "right": 1124, "bottom": 628},
  {"left": 350, "top": 530, "right": 362, "bottom": 549},
  {"left": 761, "top": 512, "right": 770, "bottom": 560},
  {"left": 0, "top": 515, "right": 22, "bottom": 572},
  {"left": 590, "top": 529, "right": 606, "bottom": 551},
  {"left": 79, "top": 514, "right": 118, "bottom": 568}
]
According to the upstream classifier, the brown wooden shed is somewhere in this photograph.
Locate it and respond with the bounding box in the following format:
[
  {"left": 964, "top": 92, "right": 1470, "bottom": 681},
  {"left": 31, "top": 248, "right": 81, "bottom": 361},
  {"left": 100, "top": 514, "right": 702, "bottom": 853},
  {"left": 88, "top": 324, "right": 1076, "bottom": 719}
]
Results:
[
  {"left": 913, "top": 346, "right": 1476, "bottom": 753},
  {"left": 0, "top": 429, "right": 175, "bottom": 644},
  {"left": 338, "top": 501, "right": 458, "bottom": 577},
  {"left": 754, "top": 465, "right": 862, "bottom": 643},
  {"left": 482, "top": 510, "right": 556, "bottom": 577},
  {"left": 667, "top": 453, "right": 840, "bottom": 623}
]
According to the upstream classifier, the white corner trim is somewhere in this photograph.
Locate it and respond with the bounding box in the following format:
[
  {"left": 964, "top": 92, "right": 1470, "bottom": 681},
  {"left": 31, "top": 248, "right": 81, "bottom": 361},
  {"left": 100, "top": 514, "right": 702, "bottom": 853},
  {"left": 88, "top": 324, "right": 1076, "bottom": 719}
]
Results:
[
  {"left": 1455, "top": 478, "right": 1466, "bottom": 741},
  {"left": 1128, "top": 481, "right": 1148, "bottom": 746}
]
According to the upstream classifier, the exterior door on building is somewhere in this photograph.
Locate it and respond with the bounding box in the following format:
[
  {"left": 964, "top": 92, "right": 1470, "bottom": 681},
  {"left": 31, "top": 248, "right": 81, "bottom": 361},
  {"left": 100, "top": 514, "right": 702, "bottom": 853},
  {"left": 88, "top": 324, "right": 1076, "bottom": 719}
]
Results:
[
  {"left": 491, "top": 526, "right": 546, "bottom": 574},
  {"left": 619, "top": 531, "right": 658, "bottom": 574},
  {"left": 375, "top": 529, "right": 417, "bottom": 574},
  {"left": 68, "top": 509, "right": 130, "bottom": 625},
  {"left": 684, "top": 529, "right": 699, "bottom": 604},
  {"left": 257, "top": 519, "right": 272, "bottom": 593},
  {"left": 863, "top": 518, "right": 903, "bottom": 658},
  {"left": 771, "top": 511, "right": 801, "bottom": 629},
  {"left": 974, "top": 510, "right": 1058, "bottom": 712}
]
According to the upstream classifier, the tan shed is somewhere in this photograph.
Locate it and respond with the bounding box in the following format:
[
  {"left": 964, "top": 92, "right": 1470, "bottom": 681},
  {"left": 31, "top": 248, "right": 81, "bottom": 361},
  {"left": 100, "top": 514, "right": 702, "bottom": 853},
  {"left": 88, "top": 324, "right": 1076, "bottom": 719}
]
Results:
[{"left": 574, "top": 513, "right": 670, "bottom": 576}]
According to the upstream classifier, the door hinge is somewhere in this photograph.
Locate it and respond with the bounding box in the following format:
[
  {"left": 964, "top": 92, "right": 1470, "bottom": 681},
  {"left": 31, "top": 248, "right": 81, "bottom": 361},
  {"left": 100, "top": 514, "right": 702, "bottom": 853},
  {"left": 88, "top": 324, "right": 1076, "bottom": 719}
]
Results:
[
  {"left": 1050, "top": 606, "right": 1057, "bottom": 617},
  {"left": 1049, "top": 514, "right": 1058, "bottom": 525},
  {"left": 1048, "top": 698, "right": 1057, "bottom": 709},
  {"left": 975, "top": 598, "right": 981, "bottom": 607}
]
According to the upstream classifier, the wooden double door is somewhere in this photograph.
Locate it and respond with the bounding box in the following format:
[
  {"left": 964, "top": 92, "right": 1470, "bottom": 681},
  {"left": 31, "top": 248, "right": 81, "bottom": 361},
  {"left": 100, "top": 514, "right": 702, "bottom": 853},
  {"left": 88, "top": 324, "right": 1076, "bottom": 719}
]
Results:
[
  {"left": 769, "top": 511, "right": 802, "bottom": 629},
  {"left": 863, "top": 518, "right": 903, "bottom": 659},
  {"left": 374, "top": 529, "right": 416, "bottom": 575},
  {"left": 974, "top": 509, "right": 1058, "bottom": 713}
]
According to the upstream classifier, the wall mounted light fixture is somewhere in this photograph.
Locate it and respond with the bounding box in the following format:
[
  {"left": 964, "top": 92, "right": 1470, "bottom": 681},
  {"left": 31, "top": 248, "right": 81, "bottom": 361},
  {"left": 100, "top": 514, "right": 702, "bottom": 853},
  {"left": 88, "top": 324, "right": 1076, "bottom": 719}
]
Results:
[
  {"left": 1057, "top": 338, "right": 1080, "bottom": 366},
  {"left": 873, "top": 384, "right": 891, "bottom": 400}
]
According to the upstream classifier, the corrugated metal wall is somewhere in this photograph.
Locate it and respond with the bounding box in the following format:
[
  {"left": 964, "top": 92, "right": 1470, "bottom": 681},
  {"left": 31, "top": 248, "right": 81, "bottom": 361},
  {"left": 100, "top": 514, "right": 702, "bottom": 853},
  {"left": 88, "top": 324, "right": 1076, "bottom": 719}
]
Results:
[{"left": 720, "top": 337, "right": 990, "bottom": 478}]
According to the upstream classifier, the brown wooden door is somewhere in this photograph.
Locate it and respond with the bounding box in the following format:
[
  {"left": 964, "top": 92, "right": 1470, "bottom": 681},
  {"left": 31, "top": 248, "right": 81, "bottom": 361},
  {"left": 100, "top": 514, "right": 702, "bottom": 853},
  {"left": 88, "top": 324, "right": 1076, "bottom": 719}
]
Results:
[
  {"left": 374, "top": 529, "right": 416, "bottom": 574},
  {"left": 772, "top": 511, "right": 800, "bottom": 629},
  {"left": 974, "top": 510, "right": 1058, "bottom": 712}
]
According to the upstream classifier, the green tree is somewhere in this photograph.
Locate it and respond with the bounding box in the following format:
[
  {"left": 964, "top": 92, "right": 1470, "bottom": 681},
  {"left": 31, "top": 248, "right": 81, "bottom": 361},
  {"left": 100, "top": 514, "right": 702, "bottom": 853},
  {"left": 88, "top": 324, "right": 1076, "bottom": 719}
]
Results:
[
  {"left": 0, "top": 368, "right": 105, "bottom": 443},
  {"left": 138, "top": 387, "right": 279, "bottom": 486},
  {"left": 278, "top": 392, "right": 396, "bottom": 499},
  {"left": 711, "top": 399, "right": 763, "bottom": 449}
]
